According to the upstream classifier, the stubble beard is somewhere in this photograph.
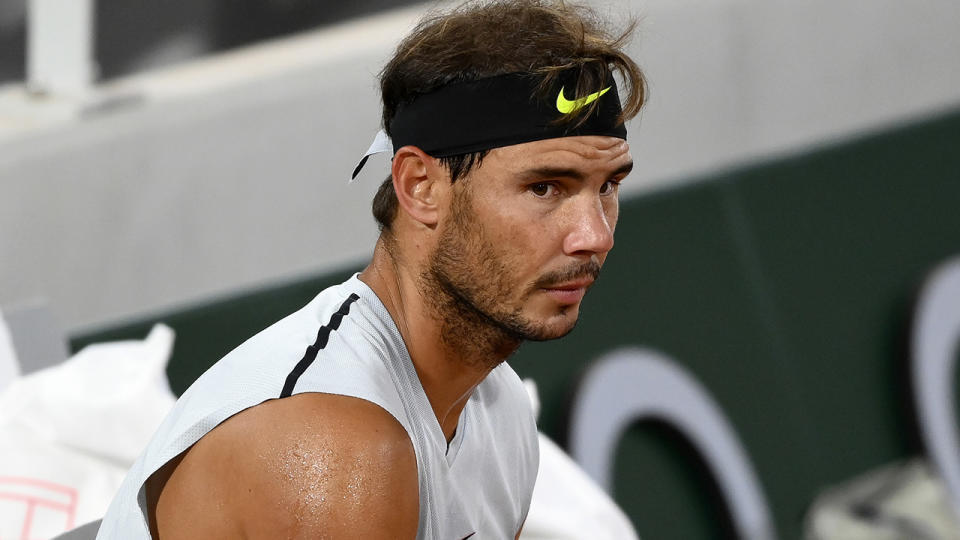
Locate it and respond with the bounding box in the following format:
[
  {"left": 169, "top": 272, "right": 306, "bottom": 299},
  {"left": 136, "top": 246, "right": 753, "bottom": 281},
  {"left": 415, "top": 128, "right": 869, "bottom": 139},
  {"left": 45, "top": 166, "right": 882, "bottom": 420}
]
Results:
[{"left": 420, "top": 187, "right": 593, "bottom": 370}]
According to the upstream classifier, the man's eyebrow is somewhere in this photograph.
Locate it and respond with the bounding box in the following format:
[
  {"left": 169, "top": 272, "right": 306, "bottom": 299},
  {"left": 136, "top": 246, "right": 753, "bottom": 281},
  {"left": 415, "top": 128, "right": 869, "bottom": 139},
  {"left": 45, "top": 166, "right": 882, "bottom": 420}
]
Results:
[
  {"left": 521, "top": 167, "right": 586, "bottom": 181},
  {"left": 520, "top": 161, "right": 634, "bottom": 182}
]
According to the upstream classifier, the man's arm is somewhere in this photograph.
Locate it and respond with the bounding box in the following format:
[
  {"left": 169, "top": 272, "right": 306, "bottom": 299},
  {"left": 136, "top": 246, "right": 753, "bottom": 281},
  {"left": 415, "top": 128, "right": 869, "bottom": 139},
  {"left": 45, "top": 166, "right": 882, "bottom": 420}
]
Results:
[{"left": 146, "top": 393, "right": 419, "bottom": 539}]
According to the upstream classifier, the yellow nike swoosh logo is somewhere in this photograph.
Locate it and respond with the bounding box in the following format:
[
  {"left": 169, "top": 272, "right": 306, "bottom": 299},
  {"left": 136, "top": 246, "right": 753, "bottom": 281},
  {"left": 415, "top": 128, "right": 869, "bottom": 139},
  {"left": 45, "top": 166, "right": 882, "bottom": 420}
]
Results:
[{"left": 556, "top": 86, "right": 611, "bottom": 114}]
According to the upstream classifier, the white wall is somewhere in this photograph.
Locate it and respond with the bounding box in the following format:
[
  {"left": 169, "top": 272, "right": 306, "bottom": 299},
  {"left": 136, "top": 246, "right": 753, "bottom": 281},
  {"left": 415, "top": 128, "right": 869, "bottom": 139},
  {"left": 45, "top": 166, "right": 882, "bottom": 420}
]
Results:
[
  {"left": 1, "top": 0, "right": 958, "bottom": 332},
  {"left": 631, "top": 0, "right": 960, "bottom": 182}
]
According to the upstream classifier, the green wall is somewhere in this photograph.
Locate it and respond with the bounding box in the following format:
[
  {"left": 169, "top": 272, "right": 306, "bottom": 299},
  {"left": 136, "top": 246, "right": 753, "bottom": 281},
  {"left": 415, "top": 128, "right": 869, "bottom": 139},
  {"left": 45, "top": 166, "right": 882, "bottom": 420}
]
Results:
[{"left": 73, "top": 107, "right": 960, "bottom": 539}]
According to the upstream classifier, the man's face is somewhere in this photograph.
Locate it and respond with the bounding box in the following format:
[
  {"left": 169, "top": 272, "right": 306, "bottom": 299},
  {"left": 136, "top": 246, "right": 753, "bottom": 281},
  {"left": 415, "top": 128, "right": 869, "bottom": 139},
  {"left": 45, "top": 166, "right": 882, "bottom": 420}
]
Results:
[{"left": 427, "top": 135, "right": 633, "bottom": 342}]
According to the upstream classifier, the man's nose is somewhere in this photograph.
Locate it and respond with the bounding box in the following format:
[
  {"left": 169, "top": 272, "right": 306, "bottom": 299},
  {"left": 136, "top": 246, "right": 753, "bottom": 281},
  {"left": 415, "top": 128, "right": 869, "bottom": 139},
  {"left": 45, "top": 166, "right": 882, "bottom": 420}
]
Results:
[{"left": 562, "top": 197, "right": 615, "bottom": 257}]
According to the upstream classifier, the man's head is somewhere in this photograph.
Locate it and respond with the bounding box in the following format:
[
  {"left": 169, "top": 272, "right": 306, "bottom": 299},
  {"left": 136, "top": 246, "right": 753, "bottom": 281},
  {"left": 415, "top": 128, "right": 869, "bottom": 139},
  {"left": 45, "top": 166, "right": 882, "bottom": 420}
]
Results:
[
  {"left": 372, "top": 0, "right": 646, "bottom": 231},
  {"left": 370, "top": 0, "right": 645, "bottom": 349}
]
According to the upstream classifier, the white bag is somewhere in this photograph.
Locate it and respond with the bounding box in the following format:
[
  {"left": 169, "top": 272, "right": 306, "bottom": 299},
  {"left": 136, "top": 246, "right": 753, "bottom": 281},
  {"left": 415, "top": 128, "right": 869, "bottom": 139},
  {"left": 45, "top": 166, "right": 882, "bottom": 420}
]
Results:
[{"left": 0, "top": 325, "right": 176, "bottom": 540}]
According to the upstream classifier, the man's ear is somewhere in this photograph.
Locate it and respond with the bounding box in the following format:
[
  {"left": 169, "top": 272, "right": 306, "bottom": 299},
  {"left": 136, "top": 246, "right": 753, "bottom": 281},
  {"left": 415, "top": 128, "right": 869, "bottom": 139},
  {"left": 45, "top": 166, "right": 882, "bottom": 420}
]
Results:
[{"left": 391, "top": 145, "right": 445, "bottom": 227}]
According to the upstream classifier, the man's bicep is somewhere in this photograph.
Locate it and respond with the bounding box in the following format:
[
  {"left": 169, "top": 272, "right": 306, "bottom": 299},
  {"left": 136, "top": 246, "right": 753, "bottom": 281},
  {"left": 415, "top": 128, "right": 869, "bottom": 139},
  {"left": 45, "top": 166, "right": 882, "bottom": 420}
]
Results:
[
  {"left": 247, "top": 394, "right": 419, "bottom": 538},
  {"left": 150, "top": 394, "right": 419, "bottom": 539}
]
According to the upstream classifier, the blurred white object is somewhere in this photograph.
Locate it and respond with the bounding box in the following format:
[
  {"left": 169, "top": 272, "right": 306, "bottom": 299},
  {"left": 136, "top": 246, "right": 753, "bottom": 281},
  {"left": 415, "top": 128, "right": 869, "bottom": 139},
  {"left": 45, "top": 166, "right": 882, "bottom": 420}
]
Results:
[
  {"left": 912, "top": 255, "right": 960, "bottom": 521},
  {"left": 520, "top": 379, "right": 640, "bottom": 540},
  {"left": 522, "top": 433, "right": 640, "bottom": 540},
  {"left": 569, "top": 348, "right": 775, "bottom": 540},
  {"left": 0, "top": 324, "right": 176, "bottom": 540},
  {"left": 27, "top": 0, "right": 95, "bottom": 96},
  {"left": 804, "top": 458, "right": 960, "bottom": 540}
]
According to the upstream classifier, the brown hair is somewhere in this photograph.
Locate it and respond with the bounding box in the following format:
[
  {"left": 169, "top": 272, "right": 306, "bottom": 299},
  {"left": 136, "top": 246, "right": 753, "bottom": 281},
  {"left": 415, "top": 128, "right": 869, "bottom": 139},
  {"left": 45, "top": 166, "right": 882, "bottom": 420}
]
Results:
[{"left": 372, "top": 0, "right": 647, "bottom": 232}]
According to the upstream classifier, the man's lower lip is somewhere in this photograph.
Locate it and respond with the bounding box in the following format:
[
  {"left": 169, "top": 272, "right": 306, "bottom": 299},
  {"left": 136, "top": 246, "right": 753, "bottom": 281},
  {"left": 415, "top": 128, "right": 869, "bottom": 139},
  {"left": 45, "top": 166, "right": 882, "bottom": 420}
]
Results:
[{"left": 542, "top": 287, "right": 587, "bottom": 304}]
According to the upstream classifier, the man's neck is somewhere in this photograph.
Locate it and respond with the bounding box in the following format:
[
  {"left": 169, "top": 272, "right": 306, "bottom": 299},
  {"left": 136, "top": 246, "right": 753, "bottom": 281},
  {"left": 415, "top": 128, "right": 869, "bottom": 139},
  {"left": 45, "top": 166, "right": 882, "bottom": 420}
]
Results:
[{"left": 359, "top": 239, "right": 517, "bottom": 442}]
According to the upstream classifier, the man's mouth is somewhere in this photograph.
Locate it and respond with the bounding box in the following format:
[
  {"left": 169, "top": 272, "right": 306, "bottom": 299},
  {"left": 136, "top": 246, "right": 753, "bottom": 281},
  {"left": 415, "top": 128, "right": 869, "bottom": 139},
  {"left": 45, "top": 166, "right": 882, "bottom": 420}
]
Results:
[
  {"left": 541, "top": 278, "right": 594, "bottom": 304},
  {"left": 544, "top": 277, "right": 595, "bottom": 290}
]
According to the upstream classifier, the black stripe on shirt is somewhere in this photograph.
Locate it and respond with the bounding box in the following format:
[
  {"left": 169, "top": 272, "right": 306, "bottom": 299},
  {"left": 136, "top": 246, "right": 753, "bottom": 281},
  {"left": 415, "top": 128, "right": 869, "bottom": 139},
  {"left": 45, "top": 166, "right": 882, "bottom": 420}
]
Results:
[{"left": 279, "top": 293, "right": 360, "bottom": 398}]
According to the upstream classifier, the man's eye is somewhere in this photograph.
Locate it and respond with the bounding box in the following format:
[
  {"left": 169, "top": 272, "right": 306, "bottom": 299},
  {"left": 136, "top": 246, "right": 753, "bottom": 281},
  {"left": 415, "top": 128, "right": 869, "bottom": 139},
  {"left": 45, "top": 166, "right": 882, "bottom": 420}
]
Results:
[
  {"left": 600, "top": 180, "right": 620, "bottom": 195},
  {"left": 530, "top": 183, "right": 555, "bottom": 197}
]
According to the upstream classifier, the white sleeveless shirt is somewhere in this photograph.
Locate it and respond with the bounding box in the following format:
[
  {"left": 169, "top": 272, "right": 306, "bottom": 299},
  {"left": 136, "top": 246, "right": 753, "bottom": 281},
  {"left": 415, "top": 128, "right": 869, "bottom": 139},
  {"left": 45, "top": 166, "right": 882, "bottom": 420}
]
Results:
[{"left": 96, "top": 274, "right": 539, "bottom": 539}]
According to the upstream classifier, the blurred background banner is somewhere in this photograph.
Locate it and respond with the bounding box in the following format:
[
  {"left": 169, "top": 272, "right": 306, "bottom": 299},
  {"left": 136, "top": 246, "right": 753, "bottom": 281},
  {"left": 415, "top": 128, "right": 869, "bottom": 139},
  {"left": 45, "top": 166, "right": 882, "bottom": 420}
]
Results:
[{"left": 2, "top": 1, "right": 960, "bottom": 539}]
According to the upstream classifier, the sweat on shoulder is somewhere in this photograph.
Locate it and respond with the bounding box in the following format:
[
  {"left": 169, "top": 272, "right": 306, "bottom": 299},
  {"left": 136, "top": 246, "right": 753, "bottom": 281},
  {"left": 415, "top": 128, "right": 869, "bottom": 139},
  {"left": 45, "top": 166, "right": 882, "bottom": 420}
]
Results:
[{"left": 96, "top": 1, "right": 646, "bottom": 539}]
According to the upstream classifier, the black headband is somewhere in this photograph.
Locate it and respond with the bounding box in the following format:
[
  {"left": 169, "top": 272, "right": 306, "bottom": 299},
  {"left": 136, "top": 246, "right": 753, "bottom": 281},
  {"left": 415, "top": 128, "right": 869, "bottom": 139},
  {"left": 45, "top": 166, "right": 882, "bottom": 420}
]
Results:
[
  {"left": 390, "top": 71, "right": 626, "bottom": 156},
  {"left": 352, "top": 70, "right": 626, "bottom": 179}
]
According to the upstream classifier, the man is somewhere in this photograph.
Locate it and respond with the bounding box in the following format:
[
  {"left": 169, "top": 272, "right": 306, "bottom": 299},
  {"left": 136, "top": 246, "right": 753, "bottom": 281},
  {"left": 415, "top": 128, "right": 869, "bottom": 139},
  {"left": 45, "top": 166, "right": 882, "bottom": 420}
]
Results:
[{"left": 96, "top": 1, "right": 645, "bottom": 538}]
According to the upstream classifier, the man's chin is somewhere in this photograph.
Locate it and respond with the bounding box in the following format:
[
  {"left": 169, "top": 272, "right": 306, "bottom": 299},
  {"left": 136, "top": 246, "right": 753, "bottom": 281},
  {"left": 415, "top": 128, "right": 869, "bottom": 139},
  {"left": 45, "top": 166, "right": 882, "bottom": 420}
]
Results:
[{"left": 520, "top": 312, "right": 580, "bottom": 341}]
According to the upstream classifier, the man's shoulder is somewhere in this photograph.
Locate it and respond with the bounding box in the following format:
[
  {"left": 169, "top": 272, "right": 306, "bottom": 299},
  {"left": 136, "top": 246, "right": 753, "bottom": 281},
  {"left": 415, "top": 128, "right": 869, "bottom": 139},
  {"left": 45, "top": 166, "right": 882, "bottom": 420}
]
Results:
[
  {"left": 235, "top": 392, "right": 414, "bottom": 447},
  {"left": 149, "top": 392, "right": 418, "bottom": 539},
  {"left": 187, "top": 277, "right": 385, "bottom": 396},
  {"left": 227, "top": 278, "right": 369, "bottom": 358},
  {"left": 210, "top": 392, "right": 417, "bottom": 481},
  {"left": 143, "top": 276, "right": 408, "bottom": 503}
]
